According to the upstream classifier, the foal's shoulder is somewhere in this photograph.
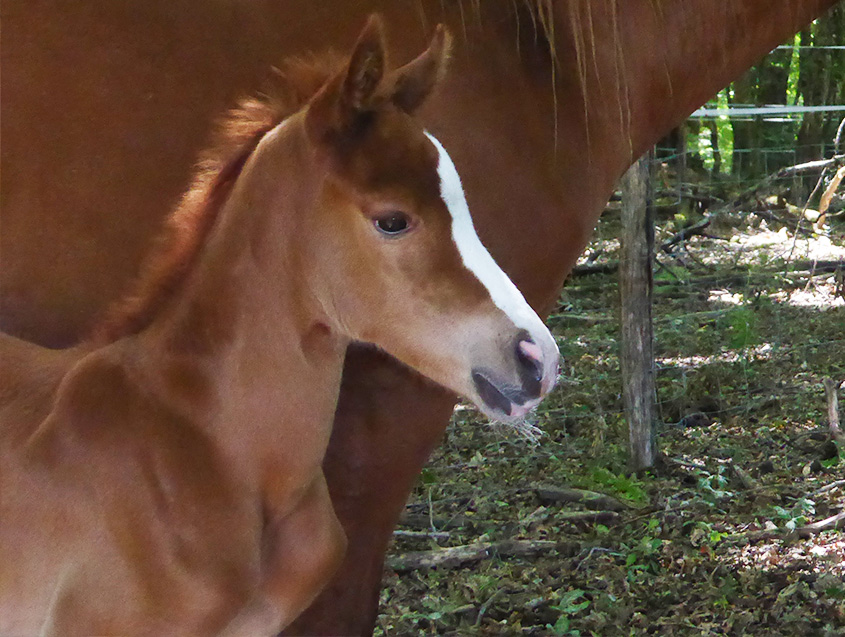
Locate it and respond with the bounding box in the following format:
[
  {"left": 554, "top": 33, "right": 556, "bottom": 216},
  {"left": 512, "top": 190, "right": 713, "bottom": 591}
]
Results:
[
  {"left": 30, "top": 342, "right": 225, "bottom": 477},
  {"left": 22, "top": 344, "right": 138, "bottom": 458}
]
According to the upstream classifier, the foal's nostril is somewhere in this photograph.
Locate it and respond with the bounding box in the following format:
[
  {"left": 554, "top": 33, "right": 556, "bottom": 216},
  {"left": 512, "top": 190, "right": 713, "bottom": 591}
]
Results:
[
  {"left": 515, "top": 337, "right": 544, "bottom": 399},
  {"left": 517, "top": 338, "right": 544, "bottom": 381}
]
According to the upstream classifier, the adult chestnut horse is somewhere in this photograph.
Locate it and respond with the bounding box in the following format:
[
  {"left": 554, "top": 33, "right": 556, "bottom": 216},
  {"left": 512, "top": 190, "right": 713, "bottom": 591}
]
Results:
[
  {"left": 0, "top": 17, "right": 559, "bottom": 635},
  {"left": 1, "top": 0, "right": 837, "bottom": 634}
]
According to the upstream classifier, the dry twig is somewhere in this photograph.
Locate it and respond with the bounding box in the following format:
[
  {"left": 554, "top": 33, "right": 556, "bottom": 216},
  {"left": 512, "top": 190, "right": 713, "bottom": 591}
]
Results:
[{"left": 387, "top": 539, "right": 576, "bottom": 573}]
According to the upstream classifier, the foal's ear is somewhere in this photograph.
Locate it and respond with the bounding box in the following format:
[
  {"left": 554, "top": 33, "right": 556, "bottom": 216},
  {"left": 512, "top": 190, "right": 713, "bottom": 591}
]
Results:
[
  {"left": 306, "top": 15, "right": 386, "bottom": 142},
  {"left": 342, "top": 15, "right": 387, "bottom": 113},
  {"left": 390, "top": 25, "right": 452, "bottom": 114}
]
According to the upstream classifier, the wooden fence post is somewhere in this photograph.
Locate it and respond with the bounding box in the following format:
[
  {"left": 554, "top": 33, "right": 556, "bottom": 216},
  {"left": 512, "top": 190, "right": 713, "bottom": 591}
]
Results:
[{"left": 620, "top": 153, "right": 657, "bottom": 471}]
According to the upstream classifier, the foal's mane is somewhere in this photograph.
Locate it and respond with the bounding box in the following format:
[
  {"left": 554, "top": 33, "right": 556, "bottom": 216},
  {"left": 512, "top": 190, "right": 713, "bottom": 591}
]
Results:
[{"left": 91, "top": 54, "right": 345, "bottom": 344}]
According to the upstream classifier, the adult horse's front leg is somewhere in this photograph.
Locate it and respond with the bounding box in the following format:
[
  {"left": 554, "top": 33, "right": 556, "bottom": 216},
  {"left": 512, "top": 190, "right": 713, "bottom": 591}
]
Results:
[{"left": 285, "top": 345, "right": 457, "bottom": 636}]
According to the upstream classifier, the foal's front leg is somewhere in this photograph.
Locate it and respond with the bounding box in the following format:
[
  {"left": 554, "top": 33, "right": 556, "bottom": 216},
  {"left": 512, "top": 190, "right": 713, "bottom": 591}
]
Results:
[{"left": 220, "top": 472, "right": 346, "bottom": 636}]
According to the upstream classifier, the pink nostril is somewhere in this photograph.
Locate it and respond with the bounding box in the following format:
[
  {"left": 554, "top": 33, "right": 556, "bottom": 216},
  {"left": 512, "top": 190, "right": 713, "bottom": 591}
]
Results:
[{"left": 518, "top": 339, "right": 544, "bottom": 366}]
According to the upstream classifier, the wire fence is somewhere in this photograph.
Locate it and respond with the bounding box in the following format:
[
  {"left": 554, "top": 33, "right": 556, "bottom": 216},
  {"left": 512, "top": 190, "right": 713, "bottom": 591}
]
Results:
[{"left": 544, "top": 104, "right": 845, "bottom": 444}]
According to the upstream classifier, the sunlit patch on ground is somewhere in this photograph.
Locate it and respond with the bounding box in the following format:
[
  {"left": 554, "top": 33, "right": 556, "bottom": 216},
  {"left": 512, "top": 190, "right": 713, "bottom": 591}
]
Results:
[
  {"left": 656, "top": 342, "right": 776, "bottom": 370},
  {"left": 705, "top": 225, "right": 845, "bottom": 266},
  {"left": 709, "top": 289, "right": 744, "bottom": 304},
  {"left": 726, "top": 537, "right": 845, "bottom": 578},
  {"left": 773, "top": 283, "right": 845, "bottom": 308}
]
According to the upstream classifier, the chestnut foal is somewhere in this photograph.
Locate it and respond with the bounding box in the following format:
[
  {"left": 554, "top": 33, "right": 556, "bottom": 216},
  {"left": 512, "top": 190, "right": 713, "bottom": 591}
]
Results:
[{"left": 0, "top": 17, "right": 558, "bottom": 636}]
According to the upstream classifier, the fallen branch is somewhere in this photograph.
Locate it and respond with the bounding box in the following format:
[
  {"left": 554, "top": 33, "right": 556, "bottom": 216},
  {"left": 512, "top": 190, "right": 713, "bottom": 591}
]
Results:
[
  {"left": 555, "top": 510, "right": 621, "bottom": 525},
  {"left": 660, "top": 216, "right": 716, "bottom": 253},
  {"left": 474, "top": 590, "right": 505, "bottom": 627},
  {"left": 727, "top": 510, "right": 845, "bottom": 546},
  {"left": 791, "top": 511, "right": 845, "bottom": 539},
  {"left": 811, "top": 479, "right": 845, "bottom": 497},
  {"left": 724, "top": 529, "right": 780, "bottom": 546},
  {"left": 387, "top": 539, "right": 576, "bottom": 573},
  {"left": 728, "top": 462, "right": 759, "bottom": 491},
  {"left": 729, "top": 155, "right": 845, "bottom": 208},
  {"left": 535, "top": 485, "right": 631, "bottom": 512},
  {"left": 773, "top": 154, "right": 845, "bottom": 178},
  {"left": 393, "top": 529, "right": 452, "bottom": 541},
  {"left": 571, "top": 262, "right": 619, "bottom": 276},
  {"left": 548, "top": 313, "right": 614, "bottom": 325}
]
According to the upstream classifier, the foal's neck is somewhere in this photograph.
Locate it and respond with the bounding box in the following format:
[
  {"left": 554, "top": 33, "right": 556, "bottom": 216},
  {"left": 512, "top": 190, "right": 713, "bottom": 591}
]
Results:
[{"left": 136, "top": 115, "right": 346, "bottom": 478}]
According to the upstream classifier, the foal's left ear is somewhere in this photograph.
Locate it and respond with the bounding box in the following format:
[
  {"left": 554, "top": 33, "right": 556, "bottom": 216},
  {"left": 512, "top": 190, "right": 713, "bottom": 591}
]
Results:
[
  {"left": 306, "top": 15, "right": 386, "bottom": 143},
  {"left": 389, "top": 25, "right": 452, "bottom": 114},
  {"left": 342, "top": 15, "right": 387, "bottom": 114}
]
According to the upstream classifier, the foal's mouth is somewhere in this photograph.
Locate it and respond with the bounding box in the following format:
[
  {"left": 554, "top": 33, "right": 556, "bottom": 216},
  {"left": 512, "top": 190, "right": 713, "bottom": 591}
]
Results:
[{"left": 470, "top": 370, "right": 541, "bottom": 421}]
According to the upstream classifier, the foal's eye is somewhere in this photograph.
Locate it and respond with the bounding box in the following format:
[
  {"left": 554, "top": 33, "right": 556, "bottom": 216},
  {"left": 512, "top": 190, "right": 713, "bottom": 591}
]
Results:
[{"left": 373, "top": 212, "right": 411, "bottom": 236}]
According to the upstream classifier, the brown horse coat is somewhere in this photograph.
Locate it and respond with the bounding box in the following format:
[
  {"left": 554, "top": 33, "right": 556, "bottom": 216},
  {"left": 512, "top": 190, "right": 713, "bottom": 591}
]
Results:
[
  {"left": 1, "top": 18, "right": 560, "bottom": 634},
  {"left": 1, "top": 1, "right": 837, "bottom": 633}
]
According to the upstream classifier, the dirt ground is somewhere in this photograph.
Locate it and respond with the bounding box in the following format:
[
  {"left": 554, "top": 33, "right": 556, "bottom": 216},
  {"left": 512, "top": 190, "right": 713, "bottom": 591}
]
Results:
[{"left": 375, "top": 180, "right": 845, "bottom": 636}]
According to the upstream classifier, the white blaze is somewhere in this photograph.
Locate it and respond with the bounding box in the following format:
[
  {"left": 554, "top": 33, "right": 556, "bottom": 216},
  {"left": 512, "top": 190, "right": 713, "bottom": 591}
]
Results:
[{"left": 424, "top": 132, "right": 556, "bottom": 353}]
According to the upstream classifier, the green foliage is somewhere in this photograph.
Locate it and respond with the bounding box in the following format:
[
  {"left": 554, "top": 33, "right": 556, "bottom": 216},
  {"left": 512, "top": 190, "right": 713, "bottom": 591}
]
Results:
[
  {"left": 714, "top": 88, "right": 734, "bottom": 175},
  {"left": 689, "top": 521, "right": 727, "bottom": 548},
  {"left": 622, "top": 533, "right": 665, "bottom": 579},
  {"left": 584, "top": 467, "right": 649, "bottom": 505},
  {"left": 722, "top": 306, "right": 759, "bottom": 350},
  {"left": 820, "top": 454, "right": 841, "bottom": 469},
  {"left": 770, "top": 496, "right": 816, "bottom": 531},
  {"left": 786, "top": 33, "right": 802, "bottom": 106},
  {"left": 654, "top": 262, "right": 690, "bottom": 285},
  {"left": 694, "top": 464, "right": 734, "bottom": 505},
  {"left": 419, "top": 467, "right": 438, "bottom": 485},
  {"left": 546, "top": 589, "right": 590, "bottom": 636}
]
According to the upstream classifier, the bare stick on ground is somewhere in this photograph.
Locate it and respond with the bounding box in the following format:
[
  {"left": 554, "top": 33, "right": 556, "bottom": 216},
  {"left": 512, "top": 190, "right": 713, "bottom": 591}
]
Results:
[
  {"left": 792, "top": 511, "right": 845, "bottom": 540},
  {"left": 387, "top": 539, "right": 578, "bottom": 573}
]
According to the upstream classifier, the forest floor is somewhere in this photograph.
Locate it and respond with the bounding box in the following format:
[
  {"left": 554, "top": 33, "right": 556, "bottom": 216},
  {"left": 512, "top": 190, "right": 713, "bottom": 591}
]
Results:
[{"left": 375, "top": 177, "right": 845, "bottom": 636}]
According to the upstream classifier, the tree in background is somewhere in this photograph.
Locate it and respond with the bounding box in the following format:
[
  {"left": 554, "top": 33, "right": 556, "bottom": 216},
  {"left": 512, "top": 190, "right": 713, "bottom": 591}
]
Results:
[
  {"left": 685, "top": 4, "right": 844, "bottom": 192},
  {"left": 730, "top": 46, "right": 793, "bottom": 179},
  {"left": 796, "top": 4, "right": 845, "bottom": 166}
]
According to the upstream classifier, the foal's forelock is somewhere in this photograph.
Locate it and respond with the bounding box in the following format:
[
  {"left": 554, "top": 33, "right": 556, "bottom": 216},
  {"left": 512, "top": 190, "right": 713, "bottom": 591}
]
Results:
[{"left": 424, "top": 132, "right": 544, "bottom": 334}]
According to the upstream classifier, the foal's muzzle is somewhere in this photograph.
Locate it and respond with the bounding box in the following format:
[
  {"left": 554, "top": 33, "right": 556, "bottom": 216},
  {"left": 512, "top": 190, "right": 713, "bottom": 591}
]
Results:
[{"left": 471, "top": 333, "right": 558, "bottom": 420}]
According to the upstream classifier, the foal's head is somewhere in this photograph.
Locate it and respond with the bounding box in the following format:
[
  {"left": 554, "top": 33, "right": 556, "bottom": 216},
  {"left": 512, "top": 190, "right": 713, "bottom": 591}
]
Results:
[{"left": 294, "top": 16, "right": 559, "bottom": 421}]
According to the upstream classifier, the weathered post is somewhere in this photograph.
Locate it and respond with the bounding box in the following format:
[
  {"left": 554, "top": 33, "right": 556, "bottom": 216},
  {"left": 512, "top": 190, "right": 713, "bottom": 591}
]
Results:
[
  {"left": 823, "top": 377, "right": 844, "bottom": 447},
  {"left": 619, "top": 153, "right": 657, "bottom": 471}
]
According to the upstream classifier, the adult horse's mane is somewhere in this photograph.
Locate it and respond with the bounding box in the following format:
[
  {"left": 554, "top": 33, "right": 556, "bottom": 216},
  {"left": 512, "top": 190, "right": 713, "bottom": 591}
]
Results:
[{"left": 91, "top": 54, "right": 346, "bottom": 344}]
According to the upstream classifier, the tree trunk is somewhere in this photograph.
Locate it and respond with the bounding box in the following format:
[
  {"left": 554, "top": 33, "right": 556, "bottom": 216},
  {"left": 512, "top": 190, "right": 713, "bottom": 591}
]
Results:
[
  {"left": 706, "top": 118, "right": 722, "bottom": 176},
  {"left": 731, "top": 74, "right": 761, "bottom": 179}
]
